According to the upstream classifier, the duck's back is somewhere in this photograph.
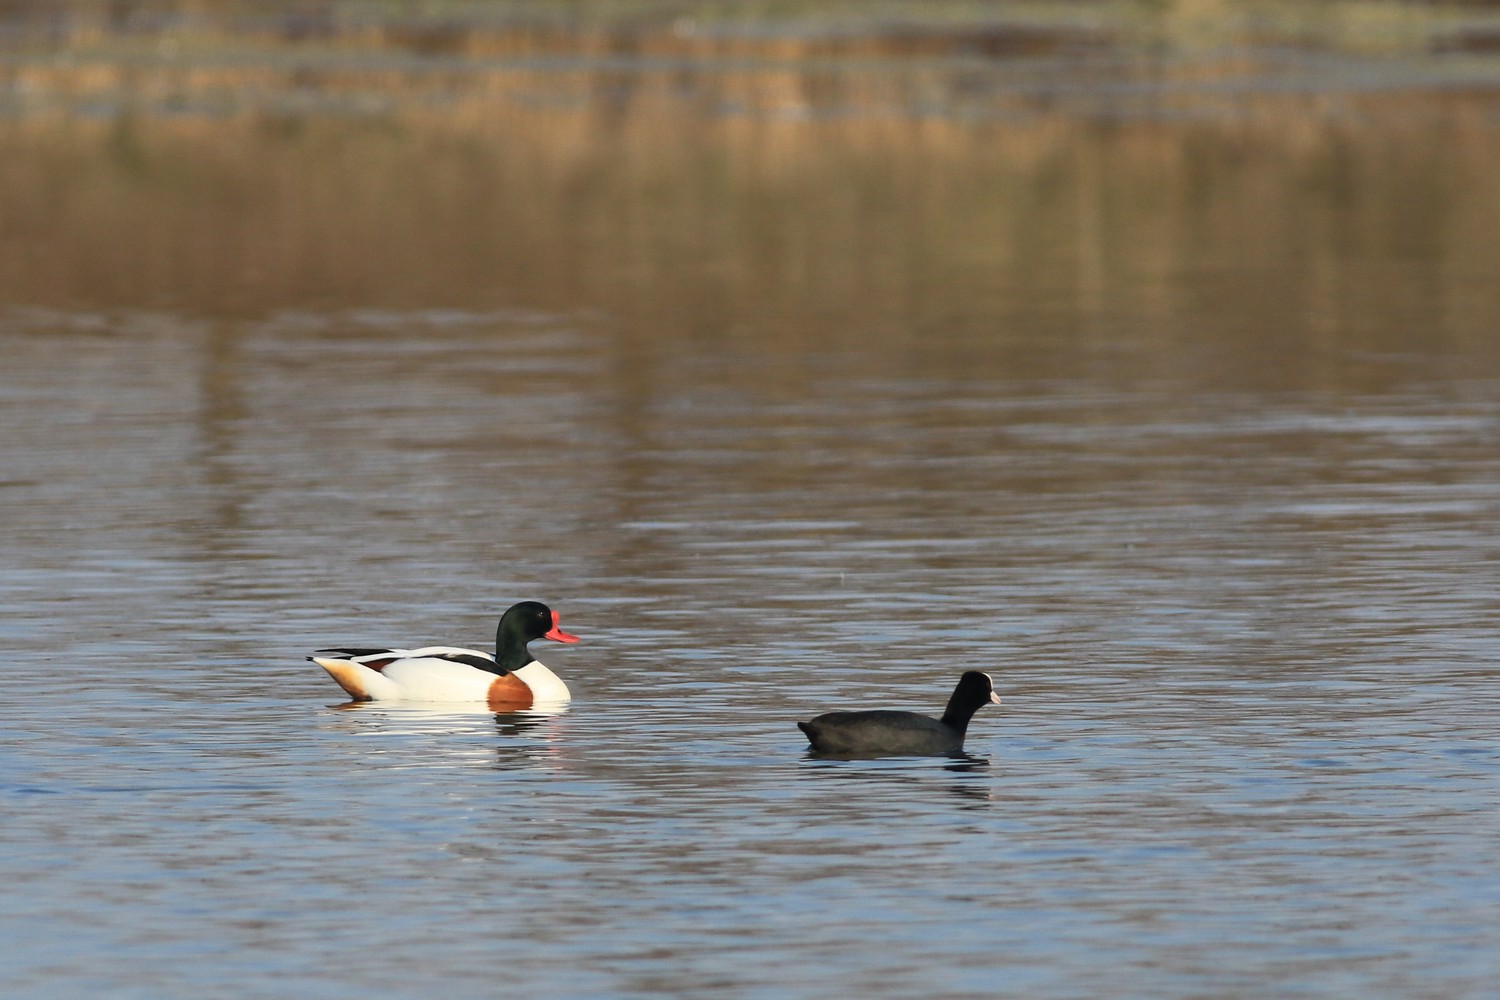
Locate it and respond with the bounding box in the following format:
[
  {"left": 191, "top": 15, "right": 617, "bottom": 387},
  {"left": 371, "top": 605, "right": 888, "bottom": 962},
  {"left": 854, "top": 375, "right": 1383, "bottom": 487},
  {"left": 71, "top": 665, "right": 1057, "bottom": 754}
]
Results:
[{"left": 798, "top": 710, "right": 961, "bottom": 755}]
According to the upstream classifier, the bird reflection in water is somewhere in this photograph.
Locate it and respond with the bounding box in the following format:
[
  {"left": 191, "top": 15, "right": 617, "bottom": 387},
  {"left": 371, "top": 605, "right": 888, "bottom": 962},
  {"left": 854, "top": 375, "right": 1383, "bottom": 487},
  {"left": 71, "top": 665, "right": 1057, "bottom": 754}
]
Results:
[
  {"left": 491, "top": 708, "right": 573, "bottom": 773},
  {"left": 323, "top": 700, "right": 573, "bottom": 772},
  {"left": 799, "top": 750, "right": 997, "bottom": 805}
]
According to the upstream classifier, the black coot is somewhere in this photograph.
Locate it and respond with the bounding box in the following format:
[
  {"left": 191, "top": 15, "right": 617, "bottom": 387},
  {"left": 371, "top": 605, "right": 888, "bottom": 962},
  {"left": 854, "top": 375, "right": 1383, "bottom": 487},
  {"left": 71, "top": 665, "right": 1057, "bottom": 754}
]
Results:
[{"left": 797, "top": 671, "right": 1000, "bottom": 755}]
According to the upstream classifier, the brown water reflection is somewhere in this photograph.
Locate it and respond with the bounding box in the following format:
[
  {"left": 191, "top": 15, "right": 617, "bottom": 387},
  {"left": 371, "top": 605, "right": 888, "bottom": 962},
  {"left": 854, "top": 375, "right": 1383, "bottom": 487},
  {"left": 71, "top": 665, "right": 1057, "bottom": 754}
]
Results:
[{"left": 6, "top": 104, "right": 1498, "bottom": 398}]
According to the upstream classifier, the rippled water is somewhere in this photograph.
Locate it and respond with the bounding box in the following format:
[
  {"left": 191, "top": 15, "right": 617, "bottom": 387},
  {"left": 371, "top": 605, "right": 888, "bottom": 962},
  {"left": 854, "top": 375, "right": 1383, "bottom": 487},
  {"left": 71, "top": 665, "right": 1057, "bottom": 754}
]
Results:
[
  {"left": 5, "top": 299, "right": 1499, "bottom": 998},
  {"left": 5, "top": 13, "right": 1500, "bottom": 995}
]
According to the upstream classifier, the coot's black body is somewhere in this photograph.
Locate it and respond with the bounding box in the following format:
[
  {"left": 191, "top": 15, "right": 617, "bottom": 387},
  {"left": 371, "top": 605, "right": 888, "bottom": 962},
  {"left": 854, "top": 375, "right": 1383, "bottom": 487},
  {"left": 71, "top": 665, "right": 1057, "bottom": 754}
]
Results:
[{"left": 797, "top": 671, "right": 1000, "bottom": 755}]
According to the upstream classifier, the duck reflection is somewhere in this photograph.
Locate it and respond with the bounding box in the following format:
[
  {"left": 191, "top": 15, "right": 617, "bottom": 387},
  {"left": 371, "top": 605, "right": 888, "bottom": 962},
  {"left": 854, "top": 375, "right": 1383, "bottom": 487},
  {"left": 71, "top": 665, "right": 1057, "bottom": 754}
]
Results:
[
  {"left": 492, "top": 708, "right": 576, "bottom": 772},
  {"left": 328, "top": 700, "right": 569, "bottom": 721},
  {"left": 323, "top": 700, "right": 573, "bottom": 771}
]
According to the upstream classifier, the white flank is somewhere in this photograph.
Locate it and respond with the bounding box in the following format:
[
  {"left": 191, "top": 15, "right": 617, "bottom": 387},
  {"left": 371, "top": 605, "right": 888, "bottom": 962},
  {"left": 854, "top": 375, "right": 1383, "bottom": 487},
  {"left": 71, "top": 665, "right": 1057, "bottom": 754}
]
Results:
[
  {"left": 514, "top": 661, "right": 572, "bottom": 704},
  {"left": 376, "top": 656, "right": 499, "bottom": 702}
]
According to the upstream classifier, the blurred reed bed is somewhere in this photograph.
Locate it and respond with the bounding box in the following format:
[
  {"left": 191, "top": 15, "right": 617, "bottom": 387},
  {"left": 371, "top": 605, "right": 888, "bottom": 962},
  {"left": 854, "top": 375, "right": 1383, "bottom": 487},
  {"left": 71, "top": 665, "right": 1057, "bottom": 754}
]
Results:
[
  {"left": 6, "top": 1, "right": 1500, "bottom": 57},
  {"left": 1, "top": 0, "right": 1497, "bottom": 351}
]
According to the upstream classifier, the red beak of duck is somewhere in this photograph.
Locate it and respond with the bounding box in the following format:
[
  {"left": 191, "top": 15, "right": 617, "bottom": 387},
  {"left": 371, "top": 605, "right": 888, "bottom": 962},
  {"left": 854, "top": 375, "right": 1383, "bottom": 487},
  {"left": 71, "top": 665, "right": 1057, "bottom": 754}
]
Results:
[{"left": 544, "top": 610, "right": 580, "bottom": 643}]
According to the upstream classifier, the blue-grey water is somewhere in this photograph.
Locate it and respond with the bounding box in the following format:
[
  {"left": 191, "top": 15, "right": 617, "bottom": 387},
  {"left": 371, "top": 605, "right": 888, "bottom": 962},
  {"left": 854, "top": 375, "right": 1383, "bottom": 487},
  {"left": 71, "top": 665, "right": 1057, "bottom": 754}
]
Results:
[
  {"left": 4, "top": 13, "right": 1500, "bottom": 998},
  {"left": 5, "top": 303, "right": 1499, "bottom": 998}
]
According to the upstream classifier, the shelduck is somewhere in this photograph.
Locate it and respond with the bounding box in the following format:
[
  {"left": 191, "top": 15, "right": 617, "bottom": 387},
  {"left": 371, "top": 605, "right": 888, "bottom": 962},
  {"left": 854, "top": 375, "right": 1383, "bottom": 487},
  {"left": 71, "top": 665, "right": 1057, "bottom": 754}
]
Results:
[{"left": 310, "top": 601, "right": 578, "bottom": 709}]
